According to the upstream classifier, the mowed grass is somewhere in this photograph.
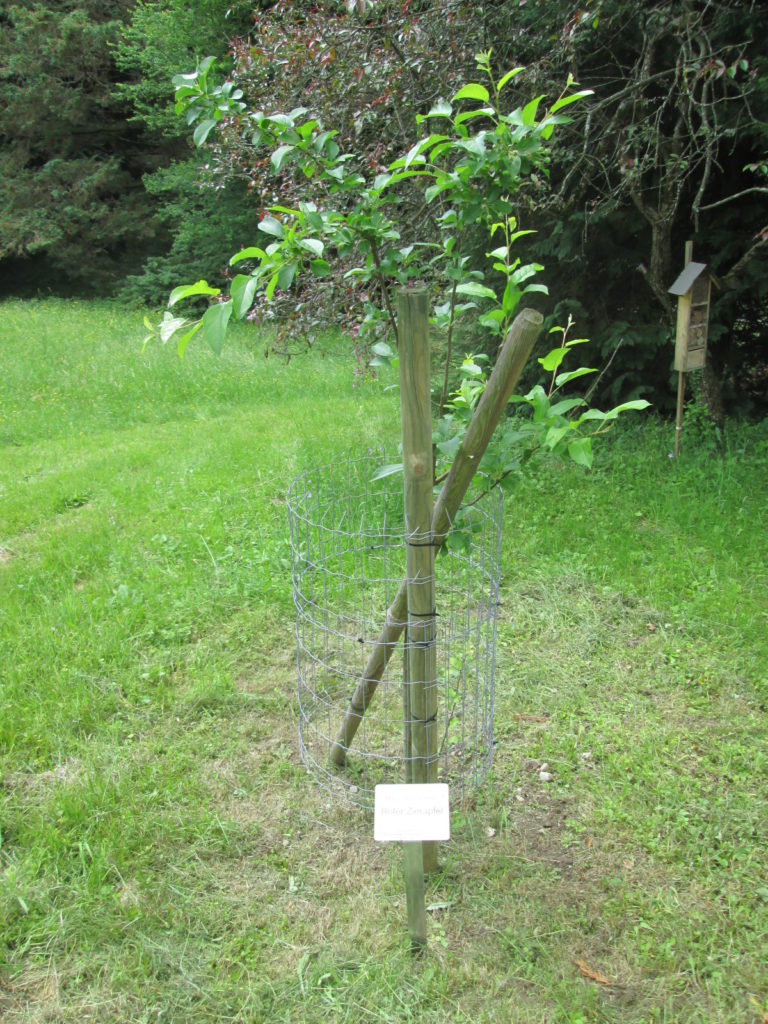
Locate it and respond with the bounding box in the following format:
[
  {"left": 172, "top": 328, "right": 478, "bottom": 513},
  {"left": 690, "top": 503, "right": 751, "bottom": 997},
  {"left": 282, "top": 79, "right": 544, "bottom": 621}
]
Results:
[{"left": 1, "top": 298, "right": 767, "bottom": 1023}]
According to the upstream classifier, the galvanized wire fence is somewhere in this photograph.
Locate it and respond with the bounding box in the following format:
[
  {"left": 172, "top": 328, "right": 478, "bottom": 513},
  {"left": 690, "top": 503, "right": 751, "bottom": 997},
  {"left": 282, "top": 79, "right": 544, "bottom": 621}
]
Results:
[{"left": 288, "top": 453, "right": 503, "bottom": 808}]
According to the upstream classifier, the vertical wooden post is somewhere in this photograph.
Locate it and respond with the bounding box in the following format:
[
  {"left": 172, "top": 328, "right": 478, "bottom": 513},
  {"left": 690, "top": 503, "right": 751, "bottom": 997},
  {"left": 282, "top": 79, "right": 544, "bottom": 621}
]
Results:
[
  {"left": 674, "top": 241, "right": 694, "bottom": 458},
  {"left": 402, "top": 635, "right": 412, "bottom": 784},
  {"left": 674, "top": 370, "right": 685, "bottom": 458},
  {"left": 398, "top": 286, "right": 439, "bottom": 881},
  {"left": 403, "top": 841, "right": 427, "bottom": 950}
]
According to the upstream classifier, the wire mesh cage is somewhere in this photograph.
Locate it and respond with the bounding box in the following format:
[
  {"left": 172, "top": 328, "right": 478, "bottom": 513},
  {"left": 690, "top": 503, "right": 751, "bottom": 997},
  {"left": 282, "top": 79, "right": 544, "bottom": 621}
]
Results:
[{"left": 287, "top": 453, "right": 503, "bottom": 808}]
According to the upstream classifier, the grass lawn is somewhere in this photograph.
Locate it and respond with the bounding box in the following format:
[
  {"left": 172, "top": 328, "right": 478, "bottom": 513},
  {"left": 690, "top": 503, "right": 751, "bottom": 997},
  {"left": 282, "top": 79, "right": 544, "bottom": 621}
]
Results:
[{"left": 1, "top": 298, "right": 767, "bottom": 1023}]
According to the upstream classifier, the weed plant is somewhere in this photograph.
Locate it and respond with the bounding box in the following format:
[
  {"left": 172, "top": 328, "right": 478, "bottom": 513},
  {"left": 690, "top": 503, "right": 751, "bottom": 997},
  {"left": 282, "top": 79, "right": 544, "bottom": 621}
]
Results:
[{"left": 1, "top": 300, "right": 766, "bottom": 1022}]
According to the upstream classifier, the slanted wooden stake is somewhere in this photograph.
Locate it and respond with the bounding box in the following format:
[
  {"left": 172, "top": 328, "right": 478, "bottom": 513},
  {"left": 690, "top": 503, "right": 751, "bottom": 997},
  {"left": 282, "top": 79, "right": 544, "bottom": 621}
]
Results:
[
  {"left": 398, "top": 287, "right": 439, "bottom": 876},
  {"left": 329, "top": 308, "right": 543, "bottom": 767}
]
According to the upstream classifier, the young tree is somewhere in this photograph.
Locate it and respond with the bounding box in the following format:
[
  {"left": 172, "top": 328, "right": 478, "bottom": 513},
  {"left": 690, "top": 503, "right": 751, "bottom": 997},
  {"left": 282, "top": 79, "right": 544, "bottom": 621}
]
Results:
[
  {"left": 148, "top": 44, "right": 650, "bottom": 769},
  {"left": 149, "top": 48, "right": 647, "bottom": 471}
]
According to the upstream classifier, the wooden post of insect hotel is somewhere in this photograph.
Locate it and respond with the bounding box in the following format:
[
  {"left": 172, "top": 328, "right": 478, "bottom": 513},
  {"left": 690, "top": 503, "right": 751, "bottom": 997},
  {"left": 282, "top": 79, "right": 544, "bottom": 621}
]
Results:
[
  {"left": 669, "top": 241, "right": 715, "bottom": 457},
  {"left": 397, "top": 286, "right": 438, "bottom": 944}
]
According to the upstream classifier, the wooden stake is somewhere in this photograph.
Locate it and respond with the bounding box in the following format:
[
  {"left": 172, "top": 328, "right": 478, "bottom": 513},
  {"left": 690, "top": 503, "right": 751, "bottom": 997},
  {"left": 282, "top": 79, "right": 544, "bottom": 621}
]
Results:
[
  {"left": 403, "top": 841, "right": 427, "bottom": 950},
  {"left": 398, "top": 286, "right": 439, "bottom": 874},
  {"left": 674, "top": 241, "right": 694, "bottom": 458},
  {"left": 674, "top": 369, "right": 685, "bottom": 458},
  {"left": 329, "top": 308, "right": 543, "bottom": 767},
  {"left": 402, "top": 633, "right": 412, "bottom": 784}
]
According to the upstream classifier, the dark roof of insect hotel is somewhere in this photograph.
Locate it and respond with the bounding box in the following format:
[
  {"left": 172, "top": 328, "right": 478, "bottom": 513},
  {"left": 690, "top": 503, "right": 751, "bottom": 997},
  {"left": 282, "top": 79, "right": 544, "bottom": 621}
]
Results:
[{"left": 668, "top": 262, "right": 709, "bottom": 296}]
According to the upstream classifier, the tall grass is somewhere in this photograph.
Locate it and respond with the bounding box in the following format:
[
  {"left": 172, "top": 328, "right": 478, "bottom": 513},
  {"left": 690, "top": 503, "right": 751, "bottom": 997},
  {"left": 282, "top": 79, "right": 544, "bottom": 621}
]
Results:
[{"left": 1, "top": 299, "right": 766, "bottom": 1023}]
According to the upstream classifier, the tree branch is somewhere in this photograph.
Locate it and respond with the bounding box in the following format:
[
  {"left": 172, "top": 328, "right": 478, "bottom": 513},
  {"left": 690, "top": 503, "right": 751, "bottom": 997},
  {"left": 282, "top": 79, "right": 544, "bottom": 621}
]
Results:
[
  {"left": 721, "top": 224, "right": 768, "bottom": 289},
  {"left": 699, "top": 186, "right": 768, "bottom": 211},
  {"left": 437, "top": 279, "right": 458, "bottom": 417}
]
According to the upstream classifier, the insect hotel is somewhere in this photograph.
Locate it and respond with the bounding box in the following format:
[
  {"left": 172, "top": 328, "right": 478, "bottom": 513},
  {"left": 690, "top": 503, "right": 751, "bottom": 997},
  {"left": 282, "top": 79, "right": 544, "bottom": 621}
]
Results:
[
  {"left": 669, "top": 258, "right": 716, "bottom": 372},
  {"left": 668, "top": 245, "right": 718, "bottom": 455}
]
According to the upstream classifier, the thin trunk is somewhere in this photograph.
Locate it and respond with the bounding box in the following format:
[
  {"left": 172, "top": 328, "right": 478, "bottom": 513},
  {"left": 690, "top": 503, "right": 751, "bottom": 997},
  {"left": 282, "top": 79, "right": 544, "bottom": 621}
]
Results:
[{"left": 329, "top": 308, "right": 543, "bottom": 767}]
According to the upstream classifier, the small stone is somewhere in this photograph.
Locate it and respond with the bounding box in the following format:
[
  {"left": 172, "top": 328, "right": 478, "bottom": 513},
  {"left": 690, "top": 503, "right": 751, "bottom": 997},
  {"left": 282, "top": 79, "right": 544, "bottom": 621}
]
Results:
[
  {"left": 485, "top": 826, "right": 496, "bottom": 839},
  {"left": 581, "top": 751, "right": 592, "bottom": 761},
  {"left": 539, "top": 770, "right": 554, "bottom": 783}
]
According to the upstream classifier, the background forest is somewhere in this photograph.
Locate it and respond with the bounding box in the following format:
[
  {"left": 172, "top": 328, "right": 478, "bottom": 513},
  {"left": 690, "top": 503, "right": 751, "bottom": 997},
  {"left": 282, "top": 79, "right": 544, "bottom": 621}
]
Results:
[{"left": 1, "top": 0, "right": 767, "bottom": 416}]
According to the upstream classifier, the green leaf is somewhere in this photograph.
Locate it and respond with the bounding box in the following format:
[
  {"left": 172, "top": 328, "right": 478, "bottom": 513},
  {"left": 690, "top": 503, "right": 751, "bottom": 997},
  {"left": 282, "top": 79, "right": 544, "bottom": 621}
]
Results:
[
  {"left": 309, "top": 259, "right": 331, "bottom": 277},
  {"left": 452, "top": 83, "right": 490, "bottom": 103},
  {"left": 568, "top": 436, "right": 593, "bottom": 469},
  {"left": 549, "top": 90, "right": 594, "bottom": 114},
  {"left": 258, "top": 216, "right": 285, "bottom": 239},
  {"left": 497, "top": 67, "right": 525, "bottom": 91},
  {"left": 230, "top": 275, "right": 259, "bottom": 319},
  {"left": 603, "top": 399, "right": 651, "bottom": 421},
  {"left": 159, "top": 313, "right": 188, "bottom": 343},
  {"left": 168, "top": 280, "right": 220, "bottom": 307},
  {"left": 177, "top": 321, "right": 202, "bottom": 359},
  {"left": 539, "top": 117, "right": 562, "bottom": 141},
  {"left": 511, "top": 262, "right": 543, "bottom": 286},
  {"left": 478, "top": 309, "right": 505, "bottom": 328},
  {"left": 173, "top": 70, "right": 201, "bottom": 87},
  {"left": 454, "top": 134, "right": 487, "bottom": 157},
  {"left": 277, "top": 262, "right": 297, "bottom": 290},
  {"left": 270, "top": 204, "right": 300, "bottom": 217},
  {"left": 549, "top": 398, "right": 586, "bottom": 417},
  {"left": 200, "top": 301, "right": 232, "bottom": 355},
  {"left": 445, "top": 530, "right": 469, "bottom": 554},
  {"left": 371, "top": 462, "right": 404, "bottom": 481},
  {"left": 545, "top": 425, "right": 570, "bottom": 449},
  {"left": 522, "top": 282, "right": 549, "bottom": 296},
  {"left": 522, "top": 95, "right": 544, "bottom": 126},
  {"left": 456, "top": 281, "right": 497, "bottom": 300},
  {"left": 423, "top": 98, "right": 452, "bottom": 119},
  {"left": 403, "top": 138, "right": 427, "bottom": 170},
  {"left": 502, "top": 279, "right": 521, "bottom": 315},
  {"left": 555, "top": 367, "right": 597, "bottom": 387},
  {"left": 526, "top": 384, "right": 550, "bottom": 421},
  {"left": 453, "top": 108, "right": 495, "bottom": 126},
  {"left": 230, "top": 247, "right": 266, "bottom": 266},
  {"left": 425, "top": 178, "right": 456, "bottom": 203},
  {"left": 299, "top": 237, "right": 324, "bottom": 257},
  {"left": 271, "top": 144, "right": 295, "bottom": 172},
  {"left": 538, "top": 347, "right": 569, "bottom": 372},
  {"left": 371, "top": 341, "right": 394, "bottom": 359},
  {"left": 265, "top": 272, "right": 279, "bottom": 302},
  {"left": 578, "top": 409, "right": 607, "bottom": 422},
  {"left": 437, "top": 436, "right": 462, "bottom": 458},
  {"left": 193, "top": 118, "right": 217, "bottom": 147}
]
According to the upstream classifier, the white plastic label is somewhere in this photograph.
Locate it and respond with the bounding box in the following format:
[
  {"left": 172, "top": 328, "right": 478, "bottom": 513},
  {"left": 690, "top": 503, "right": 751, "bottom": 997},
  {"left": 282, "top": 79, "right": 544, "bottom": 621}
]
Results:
[{"left": 373, "top": 784, "right": 450, "bottom": 842}]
